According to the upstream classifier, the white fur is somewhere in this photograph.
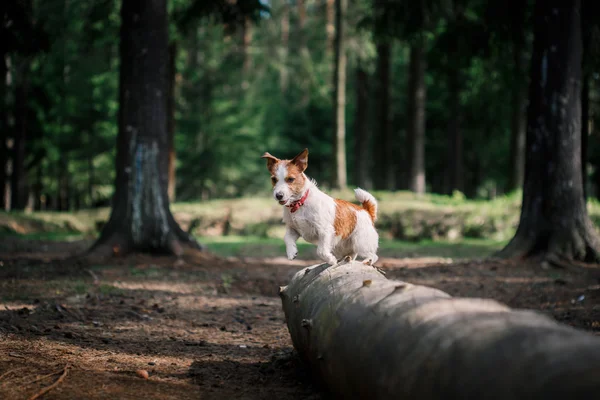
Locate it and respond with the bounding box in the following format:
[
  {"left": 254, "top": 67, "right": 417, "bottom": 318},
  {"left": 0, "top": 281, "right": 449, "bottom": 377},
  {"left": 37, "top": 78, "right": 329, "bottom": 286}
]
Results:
[
  {"left": 276, "top": 175, "right": 379, "bottom": 266},
  {"left": 272, "top": 164, "right": 294, "bottom": 205}
]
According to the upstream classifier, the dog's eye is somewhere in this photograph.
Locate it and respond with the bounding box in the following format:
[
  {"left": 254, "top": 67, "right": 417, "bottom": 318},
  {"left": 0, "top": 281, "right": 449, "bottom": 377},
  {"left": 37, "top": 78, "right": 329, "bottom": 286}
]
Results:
[
  {"left": 271, "top": 177, "right": 277, "bottom": 184},
  {"left": 286, "top": 177, "right": 295, "bottom": 183}
]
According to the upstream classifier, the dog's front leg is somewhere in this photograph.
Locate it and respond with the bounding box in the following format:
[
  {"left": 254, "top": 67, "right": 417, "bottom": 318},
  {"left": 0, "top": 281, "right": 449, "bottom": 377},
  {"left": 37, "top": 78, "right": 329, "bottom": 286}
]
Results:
[
  {"left": 316, "top": 230, "right": 338, "bottom": 266},
  {"left": 284, "top": 228, "right": 300, "bottom": 260}
]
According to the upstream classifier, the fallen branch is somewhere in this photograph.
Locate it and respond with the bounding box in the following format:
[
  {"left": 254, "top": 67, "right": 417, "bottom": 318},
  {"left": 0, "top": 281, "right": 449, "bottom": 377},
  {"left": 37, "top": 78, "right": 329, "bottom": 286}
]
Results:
[
  {"left": 0, "top": 367, "right": 25, "bottom": 382},
  {"left": 280, "top": 261, "right": 600, "bottom": 399},
  {"left": 27, "top": 364, "right": 70, "bottom": 400},
  {"left": 28, "top": 368, "right": 64, "bottom": 384}
]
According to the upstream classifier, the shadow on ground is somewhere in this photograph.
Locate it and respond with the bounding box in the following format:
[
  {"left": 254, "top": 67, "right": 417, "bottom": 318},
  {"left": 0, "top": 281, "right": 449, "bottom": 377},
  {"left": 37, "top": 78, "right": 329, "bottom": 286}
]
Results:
[{"left": 1, "top": 237, "right": 599, "bottom": 399}]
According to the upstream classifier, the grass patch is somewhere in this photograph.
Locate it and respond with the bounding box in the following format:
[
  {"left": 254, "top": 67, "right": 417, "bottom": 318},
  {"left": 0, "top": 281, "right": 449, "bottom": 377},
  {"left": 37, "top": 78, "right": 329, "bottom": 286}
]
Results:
[
  {"left": 2, "top": 190, "right": 598, "bottom": 244},
  {"left": 198, "top": 235, "right": 506, "bottom": 260},
  {"left": 97, "top": 284, "right": 125, "bottom": 296},
  {"left": 0, "top": 231, "right": 87, "bottom": 241}
]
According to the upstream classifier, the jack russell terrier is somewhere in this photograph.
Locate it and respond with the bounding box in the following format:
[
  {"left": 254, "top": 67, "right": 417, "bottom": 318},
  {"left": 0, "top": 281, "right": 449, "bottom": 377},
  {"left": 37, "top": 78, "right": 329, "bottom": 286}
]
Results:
[{"left": 261, "top": 148, "right": 379, "bottom": 266}]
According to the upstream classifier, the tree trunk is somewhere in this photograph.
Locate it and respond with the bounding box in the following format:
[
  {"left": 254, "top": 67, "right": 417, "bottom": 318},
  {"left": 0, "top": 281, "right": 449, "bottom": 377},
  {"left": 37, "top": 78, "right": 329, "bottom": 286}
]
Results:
[
  {"left": 444, "top": 68, "right": 463, "bottom": 195},
  {"left": 353, "top": 67, "right": 371, "bottom": 189},
  {"left": 241, "top": 16, "right": 252, "bottom": 84},
  {"left": 34, "top": 165, "right": 42, "bottom": 211},
  {"left": 0, "top": 53, "right": 7, "bottom": 211},
  {"left": 10, "top": 60, "right": 29, "bottom": 211},
  {"left": 406, "top": 42, "right": 426, "bottom": 194},
  {"left": 325, "top": 0, "right": 335, "bottom": 56},
  {"left": 280, "top": 1, "right": 290, "bottom": 93},
  {"left": 86, "top": 130, "right": 95, "bottom": 207},
  {"left": 298, "top": 0, "right": 306, "bottom": 43},
  {"left": 91, "top": 0, "right": 200, "bottom": 257},
  {"left": 497, "top": 0, "right": 600, "bottom": 262},
  {"left": 167, "top": 42, "right": 177, "bottom": 203},
  {"left": 332, "top": 0, "right": 347, "bottom": 190},
  {"left": 297, "top": 0, "right": 310, "bottom": 105},
  {"left": 373, "top": 42, "right": 393, "bottom": 190},
  {"left": 507, "top": 16, "right": 527, "bottom": 193},
  {"left": 59, "top": 158, "right": 69, "bottom": 211},
  {"left": 281, "top": 261, "right": 600, "bottom": 400},
  {"left": 581, "top": 71, "right": 589, "bottom": 200}
]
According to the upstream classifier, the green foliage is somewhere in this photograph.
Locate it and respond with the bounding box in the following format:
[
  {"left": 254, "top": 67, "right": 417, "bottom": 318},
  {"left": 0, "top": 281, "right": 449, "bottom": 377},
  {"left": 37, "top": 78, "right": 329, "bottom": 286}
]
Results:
[{"left": 4, "top": 0, "right": 599, "bottom": 210}]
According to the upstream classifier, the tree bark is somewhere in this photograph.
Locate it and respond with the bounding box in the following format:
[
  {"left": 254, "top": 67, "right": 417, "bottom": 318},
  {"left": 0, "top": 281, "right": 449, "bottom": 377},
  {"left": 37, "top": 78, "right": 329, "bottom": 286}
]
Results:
[
  {"left": 86, "top": 129, "right": 95, "bottom": 207},
  {"left": 297, "top": 0, "right": 310, "bottom": 105},
  {"left": 241, "top": 16, "right": 252, "bottom": 83},
  {"left": 373, "top": 42, "right": 394, "bottom": 190},
  {"left": 58, "top": 158, "right": 69, "bottom": 211},
  {"left": 34, "top": 164, "right": 42, "bottom": 211},
  {"left": 406, "top": 42, "right": 427, "bottom": 194},
  {"left": 280, "top": 1, "right": 290, "bottom": 93},
  {"left": 353, "top": 67, "right": 371, "bottom": 189},
  {"left": 507, "top": 8, "right": 527, "bottom": 193},
  {"left": 444, "top": 68, "right": 463, "bottom": 195},
  {"left": 281, "top": 261, "right": 600, "bottom": 400},
  {"left": 325, "top": 0, "right": 335, "bottom": 56},
  {"left": 298, "top": 0, "right": 306, "bottom": 43},
  {"left": 332, "top": 0, "right": 347, "bottom": 190},
  {"left": 0, "top": 53, "right": 7, "bottom": 211},
  {"left": 10, "top": 59, "right": 29, "bottom": 211},
  {"left": 91, "top": 0, "right": 200, "bottom": 257},
  {"left": 497, "top": 0, "right": 600, "bottom": 263},
  {"left": 167, "top": 42, "right": 177, "bottom": 203},
  {"left": 581, "top": 71, "right": 589, "bottom": 200}
]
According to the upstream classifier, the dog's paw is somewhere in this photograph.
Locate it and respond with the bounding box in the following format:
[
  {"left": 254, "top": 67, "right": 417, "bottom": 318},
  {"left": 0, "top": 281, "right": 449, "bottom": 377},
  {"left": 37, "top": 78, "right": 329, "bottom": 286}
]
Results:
[
  {"left": 286, "top": 250, "right": 298, "bottom": 260},
  {"left": 338, "top": 255, "right": 353, "bottom": 264}
]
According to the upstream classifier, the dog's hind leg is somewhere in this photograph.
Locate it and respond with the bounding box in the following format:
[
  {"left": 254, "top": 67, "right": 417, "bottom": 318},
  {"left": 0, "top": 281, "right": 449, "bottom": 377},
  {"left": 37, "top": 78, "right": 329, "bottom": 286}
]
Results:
[
  {"left": 338, "top": 253, "right": 357, "bottom": 265},
  {"left": 362, "top": 253, "right": 378, "bottom": 266}
]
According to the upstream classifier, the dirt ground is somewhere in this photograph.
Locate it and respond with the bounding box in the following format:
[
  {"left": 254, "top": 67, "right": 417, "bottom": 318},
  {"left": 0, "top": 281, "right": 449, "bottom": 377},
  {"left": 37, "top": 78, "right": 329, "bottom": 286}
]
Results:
[{"left": 1, "top": 237, "right": 599, "bottom": 400}]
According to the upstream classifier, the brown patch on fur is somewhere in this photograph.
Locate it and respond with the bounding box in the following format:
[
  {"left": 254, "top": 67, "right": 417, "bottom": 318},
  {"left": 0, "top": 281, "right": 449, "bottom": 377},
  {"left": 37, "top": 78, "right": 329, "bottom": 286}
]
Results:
[
  {"left": 334, "top": 199, "right": 359, "bottom": 239},
  {"left": 262, "top": 150, "right": 308, "bottom": 194},
  {"left": 283, "top": 162, "right": 307, "bottom": 195},
  {"left": 361, "top": 199, "right": 377, "bottom": 223},
  {"left": 261, "top": 152, "right": 279, "bottom": 175},
  {"left": 290, "top": 148, "right": 308, "bottom": 172}
]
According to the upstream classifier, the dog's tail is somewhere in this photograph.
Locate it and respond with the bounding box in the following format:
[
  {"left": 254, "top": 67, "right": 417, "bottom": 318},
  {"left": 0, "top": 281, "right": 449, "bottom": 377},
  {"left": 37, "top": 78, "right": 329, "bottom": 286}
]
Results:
[{"left": 354, "top": 188, "right": 378, "bottom": 223}]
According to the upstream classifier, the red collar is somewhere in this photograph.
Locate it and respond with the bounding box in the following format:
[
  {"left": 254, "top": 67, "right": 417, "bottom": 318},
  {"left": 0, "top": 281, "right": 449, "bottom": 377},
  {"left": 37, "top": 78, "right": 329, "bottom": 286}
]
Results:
[{"left": 287, "top": 189, "right": 310, "bottom": 213}]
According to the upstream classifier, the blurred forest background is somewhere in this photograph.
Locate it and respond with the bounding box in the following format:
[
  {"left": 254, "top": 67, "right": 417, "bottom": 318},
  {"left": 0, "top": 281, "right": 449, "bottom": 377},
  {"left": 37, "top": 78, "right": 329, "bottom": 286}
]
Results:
[{"left": 2, "top": 0, "right": 600, "bottom": 249}]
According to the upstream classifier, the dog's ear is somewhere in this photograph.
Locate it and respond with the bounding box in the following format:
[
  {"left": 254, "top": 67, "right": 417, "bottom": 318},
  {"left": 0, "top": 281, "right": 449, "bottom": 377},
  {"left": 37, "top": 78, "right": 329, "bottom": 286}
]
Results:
[
  {"left": 291, "top": 148, "right": 308, "bottom": 172},
  {"left": 261, "top": 152, "right": 279, "bottom": 174}
]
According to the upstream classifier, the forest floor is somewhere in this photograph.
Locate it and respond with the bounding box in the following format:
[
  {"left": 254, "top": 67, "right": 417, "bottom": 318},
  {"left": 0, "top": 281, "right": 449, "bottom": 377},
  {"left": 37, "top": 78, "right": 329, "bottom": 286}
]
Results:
[{"left": 1, "top": 236, "right": 599, "bottom": 400}]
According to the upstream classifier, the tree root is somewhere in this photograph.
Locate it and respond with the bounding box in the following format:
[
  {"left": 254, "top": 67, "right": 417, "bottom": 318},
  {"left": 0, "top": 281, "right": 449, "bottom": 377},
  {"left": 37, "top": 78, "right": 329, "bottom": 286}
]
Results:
[
  {"left": 83, "top": 225, "right": 203, "bottom": 260},
  {"left": 496, "top": 227, "right": 600, "bottom": 265}
]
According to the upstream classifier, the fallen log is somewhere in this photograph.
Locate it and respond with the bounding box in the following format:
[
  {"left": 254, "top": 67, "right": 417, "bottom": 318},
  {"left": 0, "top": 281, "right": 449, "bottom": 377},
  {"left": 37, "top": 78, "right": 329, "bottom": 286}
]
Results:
[{"left": 280, "top": 261, "right": 600, "bottom": 399}]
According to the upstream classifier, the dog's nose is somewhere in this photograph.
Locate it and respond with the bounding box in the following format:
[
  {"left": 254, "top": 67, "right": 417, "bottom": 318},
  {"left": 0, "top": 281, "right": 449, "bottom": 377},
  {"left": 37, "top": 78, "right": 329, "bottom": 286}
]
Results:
[{"left": 275, "top": 192, "right": 284, "bottom": 200}]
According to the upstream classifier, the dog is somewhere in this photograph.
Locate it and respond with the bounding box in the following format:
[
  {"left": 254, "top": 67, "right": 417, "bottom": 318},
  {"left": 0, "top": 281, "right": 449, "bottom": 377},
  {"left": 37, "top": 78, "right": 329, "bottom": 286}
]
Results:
[{"left": 261, "top": 148, "right": 379, "bottom": 266}]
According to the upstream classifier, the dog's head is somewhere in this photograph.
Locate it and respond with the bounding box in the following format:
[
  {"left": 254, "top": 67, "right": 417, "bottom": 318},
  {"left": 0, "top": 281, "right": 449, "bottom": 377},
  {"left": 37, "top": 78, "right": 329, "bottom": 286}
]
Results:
[{"left": 261, "top": 148, "right": 308, "bottom": 205}]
